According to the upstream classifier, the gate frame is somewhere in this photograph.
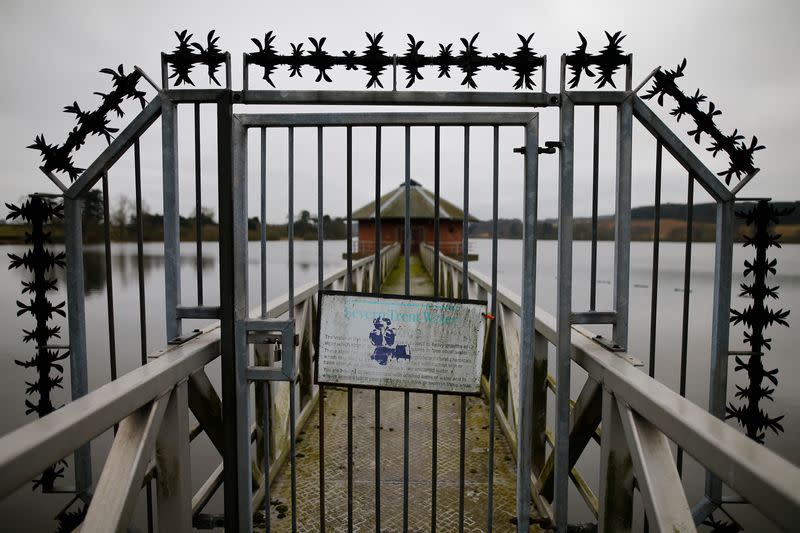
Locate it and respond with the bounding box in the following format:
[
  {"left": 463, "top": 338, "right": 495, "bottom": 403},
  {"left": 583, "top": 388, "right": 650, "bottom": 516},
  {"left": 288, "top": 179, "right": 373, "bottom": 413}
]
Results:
[{"left": 54, "top": 65, "right": 737, "bottom": 528}]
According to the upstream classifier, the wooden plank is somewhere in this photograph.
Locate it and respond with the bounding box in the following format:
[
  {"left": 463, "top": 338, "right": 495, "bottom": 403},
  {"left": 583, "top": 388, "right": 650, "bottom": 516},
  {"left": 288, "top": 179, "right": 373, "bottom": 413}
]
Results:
[
  {"left": 82, "top": 394, "right": 169, "bottom": 533},
  {"left": 598, "top": 389, "right": 633, "bottom": 533},
  {"left": 617, "top": 399, "right": 696, "bottom": 532},
  {"left": 156, "top": 381, "right": 192, "bottom": 532},
  {"left": 540, "top": 377, "right": 602, "bottom": 499},
  {"left": 187, "top": 369, "right": 225, "bottom": 456}
]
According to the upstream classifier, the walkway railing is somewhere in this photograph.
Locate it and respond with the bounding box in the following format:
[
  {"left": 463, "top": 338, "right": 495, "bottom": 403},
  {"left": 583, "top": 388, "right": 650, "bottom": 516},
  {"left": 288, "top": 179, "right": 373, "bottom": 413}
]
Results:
[
  {"left": 0, "top": 243, "right": 400, "bottom": 532},
  {"left": 420, "top": 242, "right": 800, "bottom": 532}
]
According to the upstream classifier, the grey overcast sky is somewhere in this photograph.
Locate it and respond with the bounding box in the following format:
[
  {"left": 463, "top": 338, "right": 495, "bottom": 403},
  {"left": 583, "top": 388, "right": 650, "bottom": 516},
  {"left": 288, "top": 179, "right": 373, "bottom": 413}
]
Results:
[{"left": 1, "top": 0, "right": 799, "bottom": 223}]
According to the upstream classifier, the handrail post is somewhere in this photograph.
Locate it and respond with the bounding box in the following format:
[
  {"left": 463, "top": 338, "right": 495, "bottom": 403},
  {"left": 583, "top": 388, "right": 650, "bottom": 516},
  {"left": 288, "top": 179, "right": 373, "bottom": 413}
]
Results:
[
  {"left": 598, "top": 388, "right": 633, "bottom": 532},
  {"left": 554, "top": 84, "right": 574, "bottom": 532},
  {"left": 156, "top": 381, "right": 191, "bottom": 531},
  {"left": 704, "top": 199, "right": 735, "bottom": 507},
  {"left": 64, "top": 196, "right": 92, "bottom": 493},
  {"left": 161, "top": 95, "right": 182, "bottom": 341},
  {"left": 219, "top": 89, "right": 251, "bottom": 531},
  {"left": 613, "top": 95, "right": 633, "bottom": 350}
]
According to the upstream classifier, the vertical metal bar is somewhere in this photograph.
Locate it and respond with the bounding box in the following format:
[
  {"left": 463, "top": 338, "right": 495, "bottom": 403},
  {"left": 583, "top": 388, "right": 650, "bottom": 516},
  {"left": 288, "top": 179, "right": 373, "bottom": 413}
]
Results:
[
  {"left": 316, "top": 126, "right": 326, "bottom": 533},
  {"left": 403, "top": 124, "right": 411, "bottom": 532},
  {"left": 64, "top": 196, "right": 92, "bottom": 493},
  {"left": 404, "top": 125, "right": 411, "bottom": 292},
  {"left": 288, "top": 126, "right": 298, "bottom": 533},
  {"left": 613, "top": 96, "right": 633, "bottom": 350},
  {"left": 458, "top": 394, "right": 466, "bottom": 533},
  {"left": 194, "top": 102, "right": 204, "bottom": 305},
  {"left": 347, "top": 387, "right": 353, "bottom": 532},
  {"left": 554, "top": 89, "right": 575, "bottom": 533},
  {"left": 705, "top": 199, "right": 734, "bottom": 503},
  {"left": 433, "top": 126, "right": 440, "bottom": 295},
  {"left": 343, "top": 125, "right": 354, "bottom": 532},
  {"left": 677, "top": 175, "right": 694, "bottom": 476},
  {"left": 134, "top": 140, "right": 154, "bottom": 533},
  {"left": 261, "top": 127, "right": 267, "bottom": 318},
  {"left": 462, "top": 126, "right": 470, "bottom": 281},
  {"left": 431, "top": 125, "right": 441, "bottom": 532},
  {"left": 486, "top": 125, "right": 500, "bottom": 532},
  {"left": 374, "top": 126, "right": 382, "bottom": 292},
  {"left": 101, "top": 173, "right": 118, "bottom": 382},
  {"left": 373, "top": 125, "right": 383, "bottom": 533},
  {"left": 458, "top": 124, "right": 470, "bottom": 533},
  {"left": 347, "top": 126, "right": 353, "bottom": 291},
  {"left": 375, "top": 387, "right": 381, "bottom": 533},
  {"left": 161, "top": 97, "right": 181, "bottom": 341},
  {"left": 220, "top": 93, "right": 250, "bottom": 532},
  {"left": 590, "top": 105, "right": 600, "bottom": 310},
  {"left": 134, "top": 141, "right": 147, "bottom": 364},
  {"left": 290, "top": 378, "right": 298, "bottom": 533},
  {"left": 648, "top": 142, "right": 663, "bottom": 378},
  {"left": 263, "top": 382, "right": 272, "bottom": 532},
  {"left": 517, "top": 116, "right": 539, "bottom": 531}
]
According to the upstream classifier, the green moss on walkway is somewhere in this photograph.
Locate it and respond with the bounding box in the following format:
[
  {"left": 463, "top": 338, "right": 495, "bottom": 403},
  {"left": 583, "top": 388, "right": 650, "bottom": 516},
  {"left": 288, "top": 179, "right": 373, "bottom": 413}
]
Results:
[{"left": 380, "top": 254, "right": 434, "bottom": 296}]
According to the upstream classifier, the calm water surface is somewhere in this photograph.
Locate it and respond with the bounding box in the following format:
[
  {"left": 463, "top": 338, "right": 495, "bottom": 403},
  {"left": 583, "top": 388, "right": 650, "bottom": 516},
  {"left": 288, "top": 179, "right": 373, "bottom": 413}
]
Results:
[{"left": 0, "top": 239, "right": 797, "bottom": 531}]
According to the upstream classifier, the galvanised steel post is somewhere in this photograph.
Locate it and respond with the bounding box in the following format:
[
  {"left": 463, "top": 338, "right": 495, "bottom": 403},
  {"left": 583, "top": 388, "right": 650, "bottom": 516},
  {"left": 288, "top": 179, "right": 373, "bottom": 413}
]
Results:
[
  {"left": 161, "top": 97, "right": 182, "bottom": 341},
  {"left": 218, "top": 90, "right": 251, "bottom": 531},
  {"left": 63, "top": 196, "right": 92, "bottom": 494},
  {"left": 612, "top": 94, "right": 633, "bottom": 350},
  {"left": 705, "top": 199, "right": 735, "bottom": 504},
  {"left": 555, "top": 68, "right": 575, "bottom": 531},
  {"left": 516, "top": 115, "right": 540, "bottom": 531}
]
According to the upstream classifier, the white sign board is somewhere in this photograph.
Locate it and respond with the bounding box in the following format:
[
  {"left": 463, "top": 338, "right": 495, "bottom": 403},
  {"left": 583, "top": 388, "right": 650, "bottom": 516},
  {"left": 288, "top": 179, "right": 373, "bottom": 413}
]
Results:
[{"left": 316, "top": 292, "right": 487, "bottom": 394}]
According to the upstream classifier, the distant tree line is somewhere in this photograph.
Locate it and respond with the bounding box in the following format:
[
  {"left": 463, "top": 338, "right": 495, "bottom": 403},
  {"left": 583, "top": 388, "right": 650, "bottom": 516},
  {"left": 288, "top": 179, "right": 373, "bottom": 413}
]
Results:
[{"left": 0, "top": 192, "right": 350, "bottom": 243}]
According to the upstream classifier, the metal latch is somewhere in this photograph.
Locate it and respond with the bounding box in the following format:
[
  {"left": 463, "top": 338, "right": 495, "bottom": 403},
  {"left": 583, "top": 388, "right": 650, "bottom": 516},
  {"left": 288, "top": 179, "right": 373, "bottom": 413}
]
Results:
[
  {"left": 243, "top": 319, "right": 296, "bottom": 381},
  {"left": 538, "top": 141, "right": 563, "bottom": 154}
]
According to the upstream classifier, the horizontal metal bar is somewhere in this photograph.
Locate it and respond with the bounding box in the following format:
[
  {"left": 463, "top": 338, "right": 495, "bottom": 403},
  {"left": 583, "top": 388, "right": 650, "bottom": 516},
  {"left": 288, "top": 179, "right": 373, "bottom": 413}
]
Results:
[
  {"left": 632, "top": 96, "right": 733, "bottom": 202},
  {"left": 241, "top": 89, "right": 558, "bottom": 107},
  {"left": 0, "top": 325, "right": 220, "bottom": 498},
  {"left": 163, "top": 89, "right": 226, "bottom": 103},
  {"left": 570, "top": 311, "right": 616, "bottom": 325},
  {"left": 236, "top": 112, "right": 537, "bottom": 128},
  {"left": 176, "top": 306, "right": 221, "bottom": 320},
  {"left": 566, "top": 91, "right": 628, "bottom": 105},
  {"left": 66, "top": 97, "right": 162, "bottom": 199},
  {"left": 244, "top": 366, "right": 292, "bottom": 382}
]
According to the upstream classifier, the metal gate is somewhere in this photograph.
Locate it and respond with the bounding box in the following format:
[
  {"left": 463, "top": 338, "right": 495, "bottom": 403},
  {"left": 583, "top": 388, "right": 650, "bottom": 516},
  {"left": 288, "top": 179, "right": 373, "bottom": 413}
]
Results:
[
  {"left": 8, "top": 28, "right": 791, "bottom": 533},
  {"left": 227, "top": 112, "right": 539, "bottom": 531}
]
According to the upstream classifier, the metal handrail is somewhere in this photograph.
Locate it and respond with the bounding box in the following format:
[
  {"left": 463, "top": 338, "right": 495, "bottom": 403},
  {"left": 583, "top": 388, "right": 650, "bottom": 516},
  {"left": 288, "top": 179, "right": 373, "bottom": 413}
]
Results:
[
  {"left": 0, "top": 243, "right": 401, "bottom": 507},
  {"left": 419, "top": 242, "right": 800, "bottom": 531}
]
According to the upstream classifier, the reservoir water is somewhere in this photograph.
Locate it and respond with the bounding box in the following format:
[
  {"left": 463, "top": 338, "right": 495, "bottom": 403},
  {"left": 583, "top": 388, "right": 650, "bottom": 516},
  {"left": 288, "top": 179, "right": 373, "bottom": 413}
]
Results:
[{"left": 0, "top": 239, "right": 797, "bottom": 531}]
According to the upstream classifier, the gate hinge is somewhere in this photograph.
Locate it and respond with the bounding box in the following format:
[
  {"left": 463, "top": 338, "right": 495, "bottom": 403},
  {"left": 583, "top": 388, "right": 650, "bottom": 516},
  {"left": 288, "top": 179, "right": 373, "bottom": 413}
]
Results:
[{"left": 538, "top": 141, "right": 563, "bottom": 154}]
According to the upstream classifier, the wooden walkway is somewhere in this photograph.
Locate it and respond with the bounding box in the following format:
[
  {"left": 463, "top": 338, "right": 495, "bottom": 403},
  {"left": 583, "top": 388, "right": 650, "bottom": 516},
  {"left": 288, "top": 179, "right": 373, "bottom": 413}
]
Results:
[{"left": 265, "top": 255, "right": 521, "bottom": 532}]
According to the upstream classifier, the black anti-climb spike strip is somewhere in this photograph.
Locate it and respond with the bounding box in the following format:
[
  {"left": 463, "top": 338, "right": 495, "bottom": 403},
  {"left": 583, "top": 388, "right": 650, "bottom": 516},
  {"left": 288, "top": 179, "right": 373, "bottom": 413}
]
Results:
[
  {"left": 7, "top": 196, "right": 70, "bottom": 492},
  {"left": 243, "top": 30, "right": 546, "bottom": 90},
  {"left": 642, "top": 59, "right": 764, "bottom": 185},
  {"left": 727, "top": 201, "right": 791, "bottom": 446},
  {"left": 565, "top": 31, "right": 628, "bottom": 89},
  {"left": 28, "top": 64, "right": 145, "bottom": 181}
]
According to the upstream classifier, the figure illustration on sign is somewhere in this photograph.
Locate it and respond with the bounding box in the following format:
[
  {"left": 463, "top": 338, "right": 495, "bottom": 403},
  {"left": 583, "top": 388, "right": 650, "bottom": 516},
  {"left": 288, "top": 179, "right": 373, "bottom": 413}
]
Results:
[{"left": 369, "top": 317, "right": 411, "bottom": 365}]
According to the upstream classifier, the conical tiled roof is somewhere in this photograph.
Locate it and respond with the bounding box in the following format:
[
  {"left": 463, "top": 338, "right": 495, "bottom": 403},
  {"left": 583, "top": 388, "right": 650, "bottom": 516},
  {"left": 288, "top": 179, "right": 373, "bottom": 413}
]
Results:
[{"left": 352, "top": 180, "right": 478, "bottom": 221}]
